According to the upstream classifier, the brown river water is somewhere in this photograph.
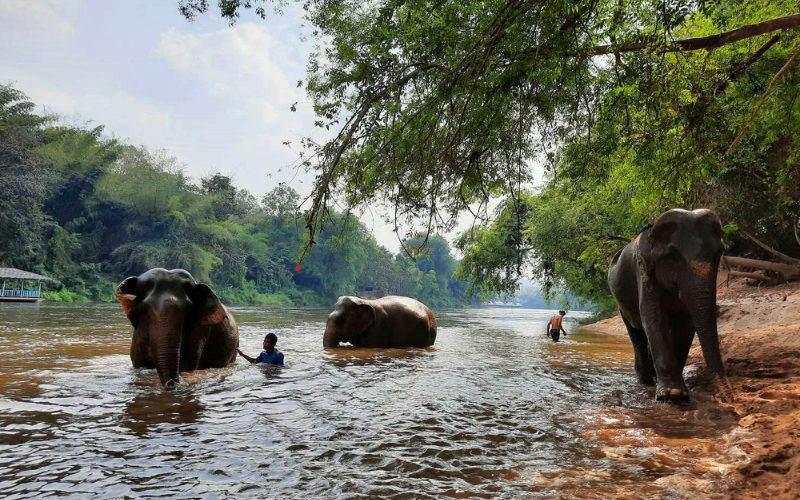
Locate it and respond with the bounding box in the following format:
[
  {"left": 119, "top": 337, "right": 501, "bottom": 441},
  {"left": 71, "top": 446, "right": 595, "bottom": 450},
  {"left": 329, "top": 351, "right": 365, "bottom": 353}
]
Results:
[{"left": 0, "top": 303, "right": 739, "bottom": 498}]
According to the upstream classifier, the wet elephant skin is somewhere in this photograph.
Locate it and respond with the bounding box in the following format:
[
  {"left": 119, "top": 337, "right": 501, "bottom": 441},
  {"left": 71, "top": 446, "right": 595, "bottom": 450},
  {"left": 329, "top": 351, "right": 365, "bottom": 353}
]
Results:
[
  {"left": 115, "top": 268, "right": 238, "bottom": 389},
  {"left": 323, "top": 295, "right": 437, "bottom": 348},
  {"left": 608, "top": 209, "right": 729, "bottom": 402}
]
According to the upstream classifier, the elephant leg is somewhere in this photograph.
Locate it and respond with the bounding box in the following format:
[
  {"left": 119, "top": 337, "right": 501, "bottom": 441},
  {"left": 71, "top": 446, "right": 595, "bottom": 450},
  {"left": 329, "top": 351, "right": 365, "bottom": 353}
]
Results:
[
  {"left": 669, "top": 313, "right": 695, "bottom": 376},
  {"left": 180, "top": 335, "right": 206, "bottom": 372},
  {"left": 130, "top": 338, "right": 154, "bottom": 368},
  {"left": 639, "top": 285, "right": 689, "bottom": 402},
  {"left": 622, "top": 317, "right": 655, "bottom": 386},
  {"left": 197, "top": 326, "right": 235, "bottom": 368}
]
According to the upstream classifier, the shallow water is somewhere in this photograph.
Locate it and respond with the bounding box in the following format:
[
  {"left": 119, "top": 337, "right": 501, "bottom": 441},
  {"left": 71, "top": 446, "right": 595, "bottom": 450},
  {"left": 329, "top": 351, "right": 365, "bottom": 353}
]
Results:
[{"left": 0, "top": 303, "right": 737, "bottom": 498}]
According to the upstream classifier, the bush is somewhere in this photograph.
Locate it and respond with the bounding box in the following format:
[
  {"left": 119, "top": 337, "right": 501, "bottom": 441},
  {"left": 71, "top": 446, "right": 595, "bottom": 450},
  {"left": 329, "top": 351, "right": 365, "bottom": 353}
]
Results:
[
  {"left": 216, "top": 281, "right": 294, "bottom": 306},
  {"left": 42, "top": 288, "right": 92, "bottom": 303}
]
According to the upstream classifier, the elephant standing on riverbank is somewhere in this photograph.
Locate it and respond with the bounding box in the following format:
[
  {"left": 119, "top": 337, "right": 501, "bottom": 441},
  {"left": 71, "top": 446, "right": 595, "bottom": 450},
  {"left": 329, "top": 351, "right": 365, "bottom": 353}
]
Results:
[
  {"left": 116, "top": 268, "right": 238, "bottom": 389},
  {"left": 323, "top": 296, "right": 437, "bottom": 348},
  {"left": 608, "top": 209, "right": 730, "bottom": 402}
]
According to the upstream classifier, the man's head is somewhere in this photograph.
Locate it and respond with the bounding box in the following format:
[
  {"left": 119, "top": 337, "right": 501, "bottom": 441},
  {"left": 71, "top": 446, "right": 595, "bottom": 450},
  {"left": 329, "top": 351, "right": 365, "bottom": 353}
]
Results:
[
  {"left": 559, "top": 310, "right": 566, "bottom": 316},
  {"left": 263, "top": 332, "right": 278, "bottom": 352}
]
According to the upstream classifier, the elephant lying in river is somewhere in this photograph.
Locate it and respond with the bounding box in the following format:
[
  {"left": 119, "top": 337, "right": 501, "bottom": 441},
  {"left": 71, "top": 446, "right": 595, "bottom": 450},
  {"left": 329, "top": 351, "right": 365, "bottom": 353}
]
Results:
[
  {"left": 608, "top": 208, "right": 730, "bottom": 402},
  {"left": 324, "top": 296, "right": 437, "bottom": 348},
  {"left": 116, "top": 268, "right": 238, "bottom": 389}
]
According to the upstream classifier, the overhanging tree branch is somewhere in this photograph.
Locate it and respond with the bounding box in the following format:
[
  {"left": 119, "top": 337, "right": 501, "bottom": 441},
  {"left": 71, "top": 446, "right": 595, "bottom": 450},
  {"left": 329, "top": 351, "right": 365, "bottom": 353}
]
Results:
[
  {"left": 727, "top": 47, "right": 800, "bottom": 154},
  {"left": 580, "top": 13, "right": 800, "bottom": 57}
]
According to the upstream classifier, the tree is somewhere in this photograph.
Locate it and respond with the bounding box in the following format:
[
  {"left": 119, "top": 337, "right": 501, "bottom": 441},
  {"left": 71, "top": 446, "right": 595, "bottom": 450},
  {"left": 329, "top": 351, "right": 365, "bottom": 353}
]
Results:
[
  {"left": 179, "top": 1, "right": 800, "bottom": 246},
  {"left": 179, "top": 0, "right": 800, "bottom": 310},
  {"left": 0, "top": 85, "right": 52, "bottom": 267},
  {"left": 201, "top": 172, "right": 241, "bottom": 219}
]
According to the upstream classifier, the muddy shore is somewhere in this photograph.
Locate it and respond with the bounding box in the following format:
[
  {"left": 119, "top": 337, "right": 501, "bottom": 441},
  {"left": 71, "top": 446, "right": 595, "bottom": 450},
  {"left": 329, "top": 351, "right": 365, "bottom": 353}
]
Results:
[{"left": 581, "top": 278, "right": 800, "bottom": 499}]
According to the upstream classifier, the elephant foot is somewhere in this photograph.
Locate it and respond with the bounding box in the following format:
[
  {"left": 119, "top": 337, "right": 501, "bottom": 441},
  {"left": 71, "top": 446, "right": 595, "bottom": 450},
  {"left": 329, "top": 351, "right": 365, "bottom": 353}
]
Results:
[{"left": 655, "top": 384, "right": 690, "bottom": 403}]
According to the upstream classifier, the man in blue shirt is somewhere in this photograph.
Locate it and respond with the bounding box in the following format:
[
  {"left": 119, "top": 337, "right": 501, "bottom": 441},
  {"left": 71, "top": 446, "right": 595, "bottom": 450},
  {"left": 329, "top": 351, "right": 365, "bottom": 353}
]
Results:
[{"left": 237, "top": 333, "right": 285, "bottom": 366}]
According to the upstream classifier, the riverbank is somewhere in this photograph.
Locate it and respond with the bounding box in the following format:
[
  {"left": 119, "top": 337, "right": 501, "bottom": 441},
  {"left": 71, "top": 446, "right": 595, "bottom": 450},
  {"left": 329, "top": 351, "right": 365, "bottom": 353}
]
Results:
[{"left": 581, "top": 277, "right": 800, "bottom": 498}]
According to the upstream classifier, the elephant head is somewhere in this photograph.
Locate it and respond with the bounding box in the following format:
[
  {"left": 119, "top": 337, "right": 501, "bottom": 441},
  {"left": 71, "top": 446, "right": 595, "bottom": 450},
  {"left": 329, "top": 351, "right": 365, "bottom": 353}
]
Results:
[
  {"left": 638, "top": 208, "right": 726, "bottom": 382},
  {"left": 116, "top": 268, "right": 227, "bottom": 389},
  {"left": 323, "top": 296, "right": 376, "bottom": 347}
]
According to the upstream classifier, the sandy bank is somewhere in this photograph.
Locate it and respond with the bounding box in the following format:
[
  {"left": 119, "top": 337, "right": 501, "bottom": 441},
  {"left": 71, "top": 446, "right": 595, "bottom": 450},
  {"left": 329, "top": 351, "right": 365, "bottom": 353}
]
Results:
[{"left": 581, "top": 278, "right": 800, "bottom": 498}]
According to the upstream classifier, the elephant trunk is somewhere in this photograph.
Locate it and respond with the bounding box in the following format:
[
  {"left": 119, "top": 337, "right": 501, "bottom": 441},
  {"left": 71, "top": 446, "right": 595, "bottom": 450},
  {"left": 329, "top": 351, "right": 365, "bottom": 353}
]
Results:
[
  {"left": 149, "top": 304, "right": 184, "bottom": 389},
  {"left": 323, "top": 320, "right": 339, "bottom": 348},
  {"left": 681, "top": 264, "right": 725, "bottom": 380}
]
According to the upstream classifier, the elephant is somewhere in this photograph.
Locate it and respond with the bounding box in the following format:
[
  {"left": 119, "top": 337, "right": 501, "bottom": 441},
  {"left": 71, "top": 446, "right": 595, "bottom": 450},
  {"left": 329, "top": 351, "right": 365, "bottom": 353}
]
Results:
[
  {"left": 323, "top": 296, "right": 437, "bottom": 348},
  {"left": 115, "top": 268, "right": 238, "bottom": 389},
  {"left": 608, "top": 208, "right": 730, "bottom": 402}
]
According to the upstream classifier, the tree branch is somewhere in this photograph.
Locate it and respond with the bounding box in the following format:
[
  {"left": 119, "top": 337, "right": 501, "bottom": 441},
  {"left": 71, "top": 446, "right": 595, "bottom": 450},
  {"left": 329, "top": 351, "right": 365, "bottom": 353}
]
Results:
[
  {"left": 722, "top": 256, "right": 799, "bottom": 275},
  {"left": 728, "top": 270, "right": 772, "bottom": 282},
  {"left": 727, "top": 48, "right": 800, "bottom": 154},
  {"left": 740, "top": 229, "right": 800, "bottom": 265},
  {"left": 682, "top": 33, "right": 781, "bottom": 138},
  {"left": 580, "top": 14, "right": 800, "bottom": 57},
  {"left": 795, "top": 216, "right": 800, "bottom": 249}
]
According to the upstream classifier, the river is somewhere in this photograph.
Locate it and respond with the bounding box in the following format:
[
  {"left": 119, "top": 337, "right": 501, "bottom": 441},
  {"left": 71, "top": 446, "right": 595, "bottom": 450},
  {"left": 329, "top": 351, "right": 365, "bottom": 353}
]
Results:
[{"left": 0, "top": 303, "right": 738, "bottom": 498}]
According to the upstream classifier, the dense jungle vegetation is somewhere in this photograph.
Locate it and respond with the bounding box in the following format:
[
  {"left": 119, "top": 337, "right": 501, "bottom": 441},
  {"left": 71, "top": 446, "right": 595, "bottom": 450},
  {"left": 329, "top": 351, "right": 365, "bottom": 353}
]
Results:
[
  {"left": 0, "top": 85, "right": 472, "bottom": 307},
  {"left": 182, "top": 0, "right": 800, "bottom": 314}
]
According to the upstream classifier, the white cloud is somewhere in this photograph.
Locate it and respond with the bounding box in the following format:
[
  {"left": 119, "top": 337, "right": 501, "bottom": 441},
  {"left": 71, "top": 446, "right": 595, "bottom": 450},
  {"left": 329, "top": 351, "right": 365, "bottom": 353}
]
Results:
[
  {"left": 154, "top": 21, "right": 327, "bottom": 196},
  {"left": 2, "top": 69, "right": 171, "bottom": 148},
  {"left": 0, "top": 0, "right": 80, "bottom": 39},
  {"left": 156, "top": 23, "right": 307, "bottom": 126}
]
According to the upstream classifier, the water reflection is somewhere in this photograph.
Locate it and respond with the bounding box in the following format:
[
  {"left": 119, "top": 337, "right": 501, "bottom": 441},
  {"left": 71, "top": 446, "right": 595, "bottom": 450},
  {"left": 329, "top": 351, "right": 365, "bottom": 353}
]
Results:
[
  {"left": 0, "top": 304, "right": 740, "bottom": 497},
  {"left": 123, "top": 391, "right": 204, "bottom": 435},
  {"left": 323, "top": 346, "right": 433, "bottom": 367}
]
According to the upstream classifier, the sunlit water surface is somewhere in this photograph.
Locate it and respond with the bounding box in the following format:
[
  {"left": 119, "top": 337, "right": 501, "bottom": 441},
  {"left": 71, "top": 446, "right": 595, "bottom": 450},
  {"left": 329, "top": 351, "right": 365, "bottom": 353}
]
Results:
[{"left": 0, "top": 303, "right": 737, "bottom": 498}]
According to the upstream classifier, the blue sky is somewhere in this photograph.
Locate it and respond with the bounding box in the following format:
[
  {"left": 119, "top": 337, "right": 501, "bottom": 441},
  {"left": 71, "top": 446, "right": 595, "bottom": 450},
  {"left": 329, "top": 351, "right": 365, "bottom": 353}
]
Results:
[
  {"left": 2, "top": 1, "right": 409, "bottom": 238},
  {"left": 1, "top": 0, "right": 317, "bottom": 189},
  {"left": 1, "top": 0, "right": 535, "bottom": 253}
]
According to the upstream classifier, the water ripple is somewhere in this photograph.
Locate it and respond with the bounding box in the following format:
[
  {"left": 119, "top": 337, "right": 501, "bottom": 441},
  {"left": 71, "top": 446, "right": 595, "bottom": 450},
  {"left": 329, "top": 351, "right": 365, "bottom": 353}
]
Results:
[{"left": 0, "top": 303, "right": 736, "bottom": 497}]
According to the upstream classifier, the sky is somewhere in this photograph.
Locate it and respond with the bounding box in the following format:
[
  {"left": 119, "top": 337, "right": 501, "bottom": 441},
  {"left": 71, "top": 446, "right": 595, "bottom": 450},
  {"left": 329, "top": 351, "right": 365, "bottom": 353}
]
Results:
[
  {"left": 0, "top": 0, "right": 408, "bottom": 249},
  {"left": 0, "top": 0, "right": 547, "bottom": 254}
]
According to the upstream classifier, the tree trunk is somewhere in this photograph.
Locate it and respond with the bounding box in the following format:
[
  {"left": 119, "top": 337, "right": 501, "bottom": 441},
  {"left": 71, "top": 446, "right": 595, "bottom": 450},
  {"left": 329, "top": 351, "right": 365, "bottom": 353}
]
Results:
[{"left": 722, "top": 256, "right": 800, "bottom": 282}]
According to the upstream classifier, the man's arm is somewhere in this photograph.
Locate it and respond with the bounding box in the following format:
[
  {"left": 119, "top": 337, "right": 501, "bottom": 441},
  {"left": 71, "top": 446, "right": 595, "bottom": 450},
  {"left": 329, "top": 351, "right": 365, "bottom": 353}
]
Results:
[
  {"left": 237, "top": 348, "right": 258, "bottom": 364},
  {"left": 545, "top": 320, "right": 552, "bottom": 336}
]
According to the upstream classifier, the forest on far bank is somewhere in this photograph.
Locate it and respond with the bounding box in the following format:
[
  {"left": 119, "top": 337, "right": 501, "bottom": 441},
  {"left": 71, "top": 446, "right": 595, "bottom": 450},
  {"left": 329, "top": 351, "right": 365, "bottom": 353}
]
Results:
[{"left": 0, "top": 84, "right": 488, "bottom": 308}]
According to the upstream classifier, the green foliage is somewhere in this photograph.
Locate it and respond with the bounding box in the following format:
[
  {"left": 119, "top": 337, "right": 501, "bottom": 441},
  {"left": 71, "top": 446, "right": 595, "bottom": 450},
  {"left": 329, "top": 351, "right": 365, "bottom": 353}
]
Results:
[
  {"left": 216, "top": 281, "right": 293, "bottom": 306},
  {"left": 182, "top": 0, "right": 800, "bottom": 314},
  {"left": 446, "top": 1, "right": 800, "bottom": 312},
  {"left": 42, "top": 289, "right": 92, "bottom": 303},
  {"left": 2, "top": 85, "right": 468, "bottom": 307},
  {"left": 0, "top": 85, "right": 53, "bottom": 266}
]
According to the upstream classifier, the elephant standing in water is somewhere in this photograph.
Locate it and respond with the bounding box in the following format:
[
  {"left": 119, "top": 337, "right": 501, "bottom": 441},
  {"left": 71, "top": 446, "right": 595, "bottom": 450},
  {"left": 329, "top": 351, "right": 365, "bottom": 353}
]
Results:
[
  {"left": 608, "top": 209, "right": 730, "bottom": 402},
  {"left": 323, "top": 296, "right": 437, "bottom": 348},
  {"left": 116, "top": 268, "right": 238, "bottom": 389}
]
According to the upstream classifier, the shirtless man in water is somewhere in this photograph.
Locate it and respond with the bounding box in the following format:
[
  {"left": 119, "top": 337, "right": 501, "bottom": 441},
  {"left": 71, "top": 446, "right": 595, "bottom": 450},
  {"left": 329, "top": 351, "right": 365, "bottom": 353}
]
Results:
[{"left": 546, "top": 310, "right": 567, "bottom": 342}]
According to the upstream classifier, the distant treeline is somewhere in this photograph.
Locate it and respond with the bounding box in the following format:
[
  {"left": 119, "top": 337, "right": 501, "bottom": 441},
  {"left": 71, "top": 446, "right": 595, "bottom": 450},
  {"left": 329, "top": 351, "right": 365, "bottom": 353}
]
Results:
[{"left": 0, "top": 85, "right": 471, "bottom": 307}]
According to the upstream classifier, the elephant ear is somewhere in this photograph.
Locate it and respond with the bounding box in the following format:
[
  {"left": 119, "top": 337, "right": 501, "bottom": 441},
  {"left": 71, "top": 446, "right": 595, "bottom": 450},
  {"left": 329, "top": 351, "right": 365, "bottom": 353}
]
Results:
[
  {"left": 637, "top": 220, "right": 678, "bottom": 273},
  {"left": 116, "top": 276, "right": 139, "bottom": 328},
  {"left": 190, "top": 283, "right": 227, "bottom": 326},
  {"left": 649, "top": 220, "right": 678, "bottom": 259},
  {"left": 348, "top": 303, "right": 376, "bottom": 336}
]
